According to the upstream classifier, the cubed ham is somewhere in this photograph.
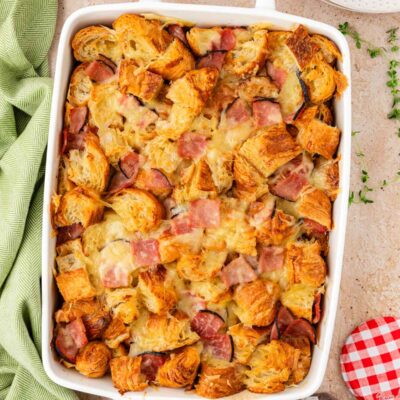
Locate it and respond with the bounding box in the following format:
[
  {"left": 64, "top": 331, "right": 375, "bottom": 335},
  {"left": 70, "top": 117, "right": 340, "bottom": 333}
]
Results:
[
  {"left": 252, "top": 100, "right": 283, "bottom": 128},
  {"left": 266, "top": 61, "right": 287, "bottom": 89},
  {"left": 284, "top": 318, "right": 316, "bottom": 344},
  {"left": 259, "top": 246, "right": 285, "bottom": 273},
  {"left": 56, "top": 223, "right": 84, "bottom": 246},
  {"left": 178, "top": 132, "right": 207, "bottom": 159},
  {"left": 143, "top": 169, "right": 172, "bottom": 191},
  {"left": 219, "top": 28, "right": 236, "bottom": 51},
  {"left": 225, "top": 98, "right": 251, "bottom": 127},
  {"left": 55, "top": 318, "right": 88, "bottom": 363},
  {"left": 204, "top": 334, "right": 233, "bottom": 361},
  {"left": 269, "top": 154, "right": 313, "bottom": 201},
  {"left": 170, "top": 214, "right": 193, "bottom": 235},
  {"left": 220, "top": 255, "right": 257, "bottom": 288},
  {"left": 85, "top": 60, "right": 115, "bottom": 82},
  {"left": 303, "top": 218, "right": 328, "bottom": 236},
  {"left": 270, "top": 305, "right": 294, "bottom": 341},
  {"left": 167, "top": 24, "right": 189, "bottom": 46},
  {"left": 191, "top": 310, "right": 225, "bottom": 339},
  {"left": 189, "top": 199, "right": 220, "bottom": 228},
  {"left": 131, "top": 239, "right": 160, "bottom": 267},
  {"left": 101, "top": 265, "right": 129, "bottom": 288},
  {"left": 140, "top": 353, "right": 168, "bottom": 382},
  {"left": 313, "top": 293, "right": 322, "bottom": 324},
  {"left": 197, "top": 51, "right": 226, "bottom": 71},
  {"left": 119, "top": 151, "right": 140, "bottom": 179},
  {"left": 248, "top": 197, "right": 275, "bottom": 226},
  {"left": 69, "top": 106, "right": 88, "bottom": 134}
]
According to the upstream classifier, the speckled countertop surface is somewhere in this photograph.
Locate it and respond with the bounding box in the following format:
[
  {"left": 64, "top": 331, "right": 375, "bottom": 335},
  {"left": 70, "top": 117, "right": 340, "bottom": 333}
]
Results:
[{"left": 50, "top": 1, "right": 400, "bottom": 399}]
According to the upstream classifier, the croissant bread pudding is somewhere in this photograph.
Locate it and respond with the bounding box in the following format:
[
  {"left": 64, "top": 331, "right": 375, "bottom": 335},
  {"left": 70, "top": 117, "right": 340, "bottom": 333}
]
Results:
[{"left": 51, "top": 13, "right": 347, "bottom": 398}]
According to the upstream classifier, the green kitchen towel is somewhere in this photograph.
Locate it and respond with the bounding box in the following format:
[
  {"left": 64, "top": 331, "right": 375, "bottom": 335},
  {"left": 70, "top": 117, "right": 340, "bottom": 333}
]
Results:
[{"left": 0, "top": 1, "right": 77, "bottom": 399}]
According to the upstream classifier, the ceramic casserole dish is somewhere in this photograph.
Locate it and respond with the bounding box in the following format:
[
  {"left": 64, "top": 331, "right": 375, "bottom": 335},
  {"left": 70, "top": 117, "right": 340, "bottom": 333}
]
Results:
[{"left": 42, "top": 1, "right": 351, "bottom": 398}]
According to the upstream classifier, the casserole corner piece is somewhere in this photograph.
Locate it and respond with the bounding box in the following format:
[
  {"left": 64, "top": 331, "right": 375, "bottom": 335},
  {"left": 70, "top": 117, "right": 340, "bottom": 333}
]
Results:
[{"left": 42, "top": 1, "right": 351, "bottom": 399}]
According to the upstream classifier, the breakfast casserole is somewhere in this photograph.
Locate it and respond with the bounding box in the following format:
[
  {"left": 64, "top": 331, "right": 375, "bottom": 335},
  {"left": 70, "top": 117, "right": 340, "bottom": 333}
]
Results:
[{"left": 51, "top": 14, "right": 347, "bottom": 398}]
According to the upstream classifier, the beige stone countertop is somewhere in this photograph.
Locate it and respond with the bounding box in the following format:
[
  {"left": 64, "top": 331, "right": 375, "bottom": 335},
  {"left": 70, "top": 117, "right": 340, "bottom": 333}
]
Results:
[{"left": 50, "top": 1, "right": 400, "bottom": 399}]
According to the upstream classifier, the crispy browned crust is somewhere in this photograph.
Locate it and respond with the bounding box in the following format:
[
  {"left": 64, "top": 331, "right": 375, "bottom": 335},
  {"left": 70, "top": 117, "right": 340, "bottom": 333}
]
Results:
[
  {"left": 76, "top": 341, "right": 112, "bottom": 378},
  {"left": 256, "top": 209, "right": 297, "bottom": 246},
  {"left": 149, "top": 38, "right": 195, "bottom": 80},
  {"left": 119, "top": 59, "right": 164, "bottom": 102},
  {"left": 286, "top": 25, "right": 319, "bottom": 70},
  {"left": 138, "top": 265, "right": 177, "bottom": 314},
  {"left": 286, "top": 241, "right": 326, "bottom": 288},
  {"left": 71, "top": 25, "right": 121, "bottom": 62},
  {"left": 233, "top": 279, "right": 280, "bottom": 326},
  {"left": 156, "top": 346, "right": 200, "bottom": 388},
  {"left": 238, "top": 124, "right": 302, "bottom": 179},
  {"left": 108, "top": 188, "right": 165, "bottom": 233},
  {"left": 103, "top": 317, "right": 130, "bottom": 349},
  {"left": 195, "top": 362, "right": 244, "bottom": 398},
  {"left": 296, "top": 188, "right": 332, "bottom": 230},
  {"left": 55, "top": 268, "right": 96, "bottom": 302},
  {"left": 311, "top": 34, "right": 342, "bottom": 63},
  {"left": 110, "top": 356, "right": 148, "bottom": 394}
]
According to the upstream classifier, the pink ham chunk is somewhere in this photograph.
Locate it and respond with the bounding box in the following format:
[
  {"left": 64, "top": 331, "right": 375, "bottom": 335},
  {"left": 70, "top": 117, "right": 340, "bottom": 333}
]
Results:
[
  {"left": 219, "top": 29, "right": 236, "bottom": 51},
  {"left": 101, "top": 266, "right": 129, "bottom": 288},
  {"left": 220, "top": 255, "right": 257, "bottom": 288},
  {"left": 140, "top": 353, "right": 168, "bottom": 382},
  {"left": 252, "top": 100, "right": 283, "bottom": 128},
  {"left": 56, "top": 223, "right": 84, "bottom": 246},
  {"left": 189, "top": 199, "right": 220, "bottom": 228},
  {"left": 267, "top": 61, "right": 288, "bottom": 90},
  {"left": 143, "top": 169, "right": 172, "bottom": 191},
  {"left": 197, "top": 51, "right": 226, "bottom": 71},
  {"left": 269, "top": 154, "right": 313, "bottom": 201},
  {"left": 55, "top": 318, "right": 88, "bottom": 363},
  {"left": 131, "top": 239, "right": 160, "bottom": 267},
  {"left": 167, "top": 24, "right": 188, "bottom": 46},
  {"left": 108, "top": 151, "right": 141, "bottom": 195},
  {"left": 313, "top": 293, "right": 323, "bottom": 324},
  {"left": 69, "top": 106, "right": 88, "bottom": 134},
  {"left": 226, "top": 98, "right": 251, "bottom": 127},
  {"left": 204, "top": 334, "right": 233, "bottom": 362},
  {"left": 191, "top": 310, "right": 225, "bottom": 339},
  {"left": 259, "top": 246, "right": 285, "bottom": 274},
  {"left": 178, "top": 132, "right": 207, "bottom": 159},
  {"left": 170, "top": 214, "right": 193, "bottom": 235},
  {"left": 85, "top": 60, "right": 115, "bottom": 82}
]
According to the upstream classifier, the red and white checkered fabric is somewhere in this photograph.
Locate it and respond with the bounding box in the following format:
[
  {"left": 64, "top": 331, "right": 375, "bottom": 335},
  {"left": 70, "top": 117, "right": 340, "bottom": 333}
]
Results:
[{"left": 340, "top": 317, "right": 400, "bottom": 400}]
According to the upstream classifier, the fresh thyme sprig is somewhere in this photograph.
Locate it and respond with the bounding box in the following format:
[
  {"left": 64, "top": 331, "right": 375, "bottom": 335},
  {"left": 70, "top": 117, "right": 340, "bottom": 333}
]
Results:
[
  {"left": 339, "top": 22, "right": 385, "bottom": 58},
  {"left": 349, "top": 130, "right": 400, "bottom": 205}
]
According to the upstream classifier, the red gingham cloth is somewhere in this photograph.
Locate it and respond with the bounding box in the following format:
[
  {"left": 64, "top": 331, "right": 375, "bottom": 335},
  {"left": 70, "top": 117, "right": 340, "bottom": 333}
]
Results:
[{"left": 340, "top": 317, "right": 400, "bottom": 400}]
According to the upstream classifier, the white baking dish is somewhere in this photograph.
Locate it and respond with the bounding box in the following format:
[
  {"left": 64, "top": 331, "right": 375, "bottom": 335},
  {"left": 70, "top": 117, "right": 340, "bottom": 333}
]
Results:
[{"left": 42, "top": 1, "right": 351, "bottom": 399}]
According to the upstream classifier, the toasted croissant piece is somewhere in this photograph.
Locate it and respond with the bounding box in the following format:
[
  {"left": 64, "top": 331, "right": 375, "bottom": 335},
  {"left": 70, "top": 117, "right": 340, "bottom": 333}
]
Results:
[
  {"left": 311, "top": 34, "right": 342, "bottom": 64},
  {"left": 238, "top": 124, "right": 302, "bottom": 179},
  {"left": 157, "top": 67, "right": 219, "bottom": 139},
  {"left": 156, "top": 346, "right": 200, "bottom": 388},
  {"left": 108, "top": 188, "right": 164, "bottom": 233},
  {"left": 281, "top": 283, "right": 316, "bottom": 321},
  {"left": 119, "top": 59, "right": 163, "bottom": 102},
  {"left": 67, "top": 63, "right": 93, "bottom": 107},
  {"left": 105, "top": 288, "right": 139, "bottom": 324},
  {"left": 224, "top": 30, "right": 268, "bottom": 77},
  {"left": 286, "top": 25, "right": 319, "bottom": 70},
  {"left": 65, "top": 132, "right": 110, "bottom": 193},
  {"left": 148, "top": 38, "right": 195, "bottom": 80},
  {"left": 233, "top": 279, "right": 280, "bottom": 326},
  {"left": 76, "top": 341, "right": 112, "bottom": 378},
  {"left": 110, "top": 356, "right": 148, "bottom": 394},
  {"left": 55, "top": 268, "right": 96, "bottom": 302},
  {"left": 245, "top": 340, "right": 299, "bottom": 393},
  {"left": 138, "top": 265, "right": 177, "bottom": 314},
  {"left": 103, "top": 317, "right": 130, "bottom": 349},
  {"left": 53, "top": 187, "right": 103, "bottom": 229},
  {"left": 195, "top": 359, "right": 245, "bottom": 398},
  {"left": 72, "top": 25, "right": 121, "bottom": 63},
  {"left": 286, "top": 241, "right": 326, "bottom": 289}
]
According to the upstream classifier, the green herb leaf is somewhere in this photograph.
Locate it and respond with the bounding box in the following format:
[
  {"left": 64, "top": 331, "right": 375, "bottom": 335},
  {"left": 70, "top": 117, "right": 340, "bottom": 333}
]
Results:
[
  {"left": 352, "top": 130, "right": 360, "bottom": 137},
  {"left": 388, "top": 108, "right": 400, "bottom": 119},
  {"left": 338, "top": 22, "right": 349, "bottom": 35},
  {"left": 367, "top": 48, "right": 383, "bottom": 58},
  {"left": 348, "top": 191, "right": 354, "bottom": 205},
  {"left": 361, "top": 170, "right": 369, "bottom": 183}
]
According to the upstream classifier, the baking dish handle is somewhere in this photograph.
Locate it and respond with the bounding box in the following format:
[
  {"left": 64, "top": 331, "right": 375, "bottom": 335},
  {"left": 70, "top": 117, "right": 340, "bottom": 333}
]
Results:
[
  {"left": 138, "top": 0, "right": 276, "bottom": 9},
  {"left": 254, "top": 0, "right": 276, "bottom": 10}
]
